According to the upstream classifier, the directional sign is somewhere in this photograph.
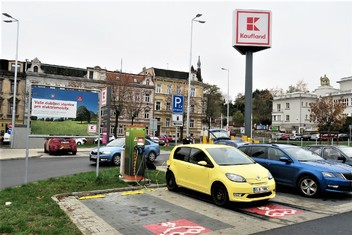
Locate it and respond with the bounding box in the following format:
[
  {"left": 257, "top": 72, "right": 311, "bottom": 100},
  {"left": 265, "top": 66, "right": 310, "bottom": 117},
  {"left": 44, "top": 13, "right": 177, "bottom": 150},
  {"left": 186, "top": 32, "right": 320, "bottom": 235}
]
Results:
[{"left": 172, "top": 95, "right": 184, "bottom": 114}]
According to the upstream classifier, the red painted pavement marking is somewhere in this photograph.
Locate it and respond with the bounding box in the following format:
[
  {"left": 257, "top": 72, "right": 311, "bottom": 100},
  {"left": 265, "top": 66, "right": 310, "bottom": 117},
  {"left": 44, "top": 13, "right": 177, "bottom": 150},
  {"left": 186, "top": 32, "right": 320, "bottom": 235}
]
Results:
[
  {"left": 144, "top": 218, "right": 212, "bottom": 235},
  {"left": 244, "top": 203, "right": 302, "bottom": 218}
]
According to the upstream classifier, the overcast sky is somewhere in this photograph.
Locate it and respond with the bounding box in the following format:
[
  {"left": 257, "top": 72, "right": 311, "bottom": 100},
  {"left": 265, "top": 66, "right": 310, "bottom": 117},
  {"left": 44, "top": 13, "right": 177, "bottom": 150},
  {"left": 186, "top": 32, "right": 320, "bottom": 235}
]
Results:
[{"left": 1, "top": 0, "right": 352, "bottom": 100}]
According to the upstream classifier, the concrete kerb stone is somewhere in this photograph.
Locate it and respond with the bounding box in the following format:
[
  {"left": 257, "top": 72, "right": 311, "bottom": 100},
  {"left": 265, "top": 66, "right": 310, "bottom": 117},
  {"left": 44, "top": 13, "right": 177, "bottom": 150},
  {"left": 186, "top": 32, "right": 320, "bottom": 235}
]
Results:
[{"left": 52, "top": 184, "right": 167, "bottom": 235}]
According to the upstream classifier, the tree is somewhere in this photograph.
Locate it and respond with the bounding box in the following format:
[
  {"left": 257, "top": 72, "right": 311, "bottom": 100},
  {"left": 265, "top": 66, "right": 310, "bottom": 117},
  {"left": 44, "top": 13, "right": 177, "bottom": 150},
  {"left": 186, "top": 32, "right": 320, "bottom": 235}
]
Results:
[
  {"left": 202, "top": 83, "right": 223, "bottom": 138},
  {"left": 76, "top": 106, "right": 90, "bottom": 124},
  {"left": 233, "top": 110, "right": 244, "bottom": 127},
  {"left": 309, "top": 95, "right": 347, "bottom": 132},
  {"left": 107, "top": 75, "right": 129, "bottom": 137},
  {"left": 252, "top": 89, "right": 273, "bottom": 126},
  {"left": 287, "top": 80, "right": 308, "bottom": 93},
  {"left": 233, "top": 93, "right": 245, "bottom": 113},
  {"left": 125, "top": 87, "right": 146, "bottom": 125}
]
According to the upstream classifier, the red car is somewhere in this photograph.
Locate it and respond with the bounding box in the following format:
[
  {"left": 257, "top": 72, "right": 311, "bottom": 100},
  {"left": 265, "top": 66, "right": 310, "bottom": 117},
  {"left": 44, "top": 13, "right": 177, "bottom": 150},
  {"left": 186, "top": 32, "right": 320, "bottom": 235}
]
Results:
[
  {"left": 279, "top": 134, "right": 290, "bottom": 140},
  {"left": 159, "top": 135, "right": 173, "bottom": 142},
  {"left": 44, "top": 138, "right": 77, "bottom": 155}
]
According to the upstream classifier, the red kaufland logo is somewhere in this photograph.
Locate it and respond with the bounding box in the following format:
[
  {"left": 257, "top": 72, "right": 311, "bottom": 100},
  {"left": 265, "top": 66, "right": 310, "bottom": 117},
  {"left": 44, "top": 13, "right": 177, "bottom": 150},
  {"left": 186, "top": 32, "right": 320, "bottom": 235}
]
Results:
[{"left": 247, "top": 17, "right": 260, "bottom": 31}]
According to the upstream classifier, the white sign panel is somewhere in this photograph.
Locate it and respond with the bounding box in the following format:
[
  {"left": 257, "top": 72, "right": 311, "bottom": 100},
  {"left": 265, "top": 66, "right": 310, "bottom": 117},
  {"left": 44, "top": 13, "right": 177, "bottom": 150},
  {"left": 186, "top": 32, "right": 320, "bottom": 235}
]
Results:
[
  {"left": 88, "top": 124, "right": 97, "bottom": 133},
  {"left": 32, "top": 98, "right": 77, "bottom": 118},
  {"left": 172, "top": 114, "right": 183, "bottom": 122},
  {"left": 233, "top": 9, "right": 271, "bottom": 47}
]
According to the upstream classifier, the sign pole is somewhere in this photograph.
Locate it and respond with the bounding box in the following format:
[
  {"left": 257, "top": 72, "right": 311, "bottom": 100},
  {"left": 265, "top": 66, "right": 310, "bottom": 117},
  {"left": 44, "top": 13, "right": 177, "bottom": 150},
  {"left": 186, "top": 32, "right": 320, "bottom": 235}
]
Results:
[{"left": 244, "top": 51, "right": 253, "bottom": 138}]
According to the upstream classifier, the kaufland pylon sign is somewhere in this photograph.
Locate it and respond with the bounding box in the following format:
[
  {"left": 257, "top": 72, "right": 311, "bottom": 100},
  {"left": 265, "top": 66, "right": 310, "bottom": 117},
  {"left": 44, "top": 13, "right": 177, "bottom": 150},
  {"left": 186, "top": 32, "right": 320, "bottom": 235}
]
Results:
[
  {"left": 233, "top": 9, "right": 272, "bottom": 54},
  {"left": 232, "top": 9, "right": 272, "bottom": 139}
]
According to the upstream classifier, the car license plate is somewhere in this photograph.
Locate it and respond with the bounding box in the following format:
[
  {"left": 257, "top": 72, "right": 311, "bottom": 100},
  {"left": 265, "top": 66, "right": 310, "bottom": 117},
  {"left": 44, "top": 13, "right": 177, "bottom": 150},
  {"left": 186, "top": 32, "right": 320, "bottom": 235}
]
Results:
[
  {"left": 90, "top": 155, "right": 97, "bottom": 159},
  {"left": 253, "top": 186, "right": 269, "bottom": 193},
  {"left": 61, "top": 141, "right": 69, "bottom": 144}
]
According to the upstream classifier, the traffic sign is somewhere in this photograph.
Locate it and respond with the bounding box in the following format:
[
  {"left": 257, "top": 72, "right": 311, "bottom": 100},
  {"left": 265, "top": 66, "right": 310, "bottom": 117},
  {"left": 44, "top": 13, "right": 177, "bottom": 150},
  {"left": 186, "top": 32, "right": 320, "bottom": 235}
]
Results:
[{"left": 172, "top": 95, "right": 184, "bottom": 113}]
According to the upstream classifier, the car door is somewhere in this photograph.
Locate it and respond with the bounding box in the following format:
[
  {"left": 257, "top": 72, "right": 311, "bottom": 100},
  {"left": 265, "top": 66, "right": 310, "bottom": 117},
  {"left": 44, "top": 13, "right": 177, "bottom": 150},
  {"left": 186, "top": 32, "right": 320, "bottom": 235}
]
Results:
[
  {"left": 186, "top": 148, "right": 213, "bottom": 193},
  {"left": 245, "top": 146, "right": 269, "bottom": 167},
  {"left": 265, "top": 147, "right": 297, "bottom": 186},
  {"left": 171, "top": 147, "right": 191, "bottom": 186},
  {"left": 322, "top": 147, "right": 345, "bottom": 163}
]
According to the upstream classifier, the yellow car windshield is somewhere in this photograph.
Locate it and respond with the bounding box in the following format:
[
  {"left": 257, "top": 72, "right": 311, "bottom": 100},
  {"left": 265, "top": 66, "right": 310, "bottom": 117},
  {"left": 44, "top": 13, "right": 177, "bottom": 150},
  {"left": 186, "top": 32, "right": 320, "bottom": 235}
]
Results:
[{"left": 206, "top": 148, "right": 254, "bottom": 165}]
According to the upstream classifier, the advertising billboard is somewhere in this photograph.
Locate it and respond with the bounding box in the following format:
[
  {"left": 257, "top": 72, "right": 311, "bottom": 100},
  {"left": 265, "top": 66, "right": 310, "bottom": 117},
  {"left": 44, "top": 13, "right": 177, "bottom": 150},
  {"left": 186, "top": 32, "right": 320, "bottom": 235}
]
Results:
[{"left": 30, "top": 86, "right": 99, "bottom": 135}]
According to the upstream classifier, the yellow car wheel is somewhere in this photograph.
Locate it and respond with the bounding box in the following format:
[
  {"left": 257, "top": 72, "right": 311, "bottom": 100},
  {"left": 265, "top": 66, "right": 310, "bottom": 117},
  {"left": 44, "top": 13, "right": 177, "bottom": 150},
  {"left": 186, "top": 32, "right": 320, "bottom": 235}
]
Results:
[
  {"left": 211, "top": 183, "right": 229, "bottom": 207},
  {"left": 166, "top": 171, "right": 179, "bottom": 192}
]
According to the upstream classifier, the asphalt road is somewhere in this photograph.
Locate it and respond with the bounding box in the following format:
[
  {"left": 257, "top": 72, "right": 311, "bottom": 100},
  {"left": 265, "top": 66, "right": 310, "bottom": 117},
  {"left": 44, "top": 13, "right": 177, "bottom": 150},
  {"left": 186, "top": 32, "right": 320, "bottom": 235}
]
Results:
[{"left": 0, "top": 153, "right": 169, "bottom": 189}]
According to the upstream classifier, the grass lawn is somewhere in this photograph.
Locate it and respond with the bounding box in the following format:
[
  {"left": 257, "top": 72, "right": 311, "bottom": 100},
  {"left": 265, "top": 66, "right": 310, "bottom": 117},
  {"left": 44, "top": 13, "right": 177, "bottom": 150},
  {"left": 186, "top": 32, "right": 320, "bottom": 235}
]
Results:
[{"left": 0, "top": 168, "right": 166, "bottom": 234}]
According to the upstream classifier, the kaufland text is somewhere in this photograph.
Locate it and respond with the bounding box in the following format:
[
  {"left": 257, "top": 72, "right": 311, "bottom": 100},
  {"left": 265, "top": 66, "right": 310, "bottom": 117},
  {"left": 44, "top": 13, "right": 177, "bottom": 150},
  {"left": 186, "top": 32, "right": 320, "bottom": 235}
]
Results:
[{"left": 240, "top": 33, "right": 266, "bottom": 39}]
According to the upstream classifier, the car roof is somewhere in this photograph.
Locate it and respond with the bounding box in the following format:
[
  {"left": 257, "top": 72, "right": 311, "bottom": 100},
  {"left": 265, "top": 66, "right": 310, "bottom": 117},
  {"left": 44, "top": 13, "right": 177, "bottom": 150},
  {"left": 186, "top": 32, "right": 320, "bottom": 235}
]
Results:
[
  {"left": 177, "top": 144, "right": 232, "bottom": 149},
  {"left": 239, "top": 143, "right": 298, "bottom": 149}
]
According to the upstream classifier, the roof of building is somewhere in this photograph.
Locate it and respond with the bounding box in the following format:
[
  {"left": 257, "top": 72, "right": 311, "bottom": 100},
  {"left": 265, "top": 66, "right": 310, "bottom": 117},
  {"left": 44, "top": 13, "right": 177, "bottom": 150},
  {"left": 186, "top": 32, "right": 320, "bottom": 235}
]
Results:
[{"left": 153, "top": 68, "right": 189, "bottom": 80}]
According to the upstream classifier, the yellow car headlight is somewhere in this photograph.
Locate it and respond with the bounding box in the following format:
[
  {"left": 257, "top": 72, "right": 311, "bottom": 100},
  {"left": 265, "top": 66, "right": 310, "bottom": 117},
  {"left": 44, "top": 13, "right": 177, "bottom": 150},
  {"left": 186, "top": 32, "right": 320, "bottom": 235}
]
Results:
[
  {"left": 268, "top": 172, "right": 273, "bottom": 180},
  {"left": 226, "top": 173, "right": 246, "bottom": 182}
]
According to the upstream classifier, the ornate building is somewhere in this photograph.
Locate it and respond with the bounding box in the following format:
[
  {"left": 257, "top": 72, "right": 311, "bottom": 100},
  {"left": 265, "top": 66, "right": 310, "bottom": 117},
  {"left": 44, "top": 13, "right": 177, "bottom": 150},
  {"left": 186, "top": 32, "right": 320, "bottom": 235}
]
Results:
[
  {"left": 139, "top": 57, "right": 204, "bottom": 140},
  {"left": 0, "top": 59, "right": 27, "bottom": 140}
]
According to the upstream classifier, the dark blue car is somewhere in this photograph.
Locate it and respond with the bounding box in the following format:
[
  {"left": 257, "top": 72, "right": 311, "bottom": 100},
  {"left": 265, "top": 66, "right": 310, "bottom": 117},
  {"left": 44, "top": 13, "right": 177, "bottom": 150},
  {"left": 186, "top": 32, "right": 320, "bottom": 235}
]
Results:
[
  {"left": 213, "top": 139, "right": 249, "bottom": 148},
  {"left": 238, "top": 144, "right": 352, "bottom": 198}
]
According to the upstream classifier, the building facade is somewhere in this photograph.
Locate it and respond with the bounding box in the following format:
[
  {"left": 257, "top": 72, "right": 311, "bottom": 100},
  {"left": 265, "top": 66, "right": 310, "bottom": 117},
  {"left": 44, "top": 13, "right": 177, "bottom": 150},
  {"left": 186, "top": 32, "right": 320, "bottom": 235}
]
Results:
[
  {"left": 272, "top": 74, "right": 352, "bottom": 133},
  {"left": 0, "top": 59, "right": 27, "bottom": 140},
  {"left": 139, "top": 60, "right": 204, "bottom": 139}
]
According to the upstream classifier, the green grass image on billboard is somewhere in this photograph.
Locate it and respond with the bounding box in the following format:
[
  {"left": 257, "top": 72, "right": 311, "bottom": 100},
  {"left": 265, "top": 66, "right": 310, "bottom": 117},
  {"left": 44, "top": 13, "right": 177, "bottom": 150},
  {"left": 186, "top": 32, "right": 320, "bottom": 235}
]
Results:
[{"left": 31, "top": 120, "right": 97, "bottom": 136}]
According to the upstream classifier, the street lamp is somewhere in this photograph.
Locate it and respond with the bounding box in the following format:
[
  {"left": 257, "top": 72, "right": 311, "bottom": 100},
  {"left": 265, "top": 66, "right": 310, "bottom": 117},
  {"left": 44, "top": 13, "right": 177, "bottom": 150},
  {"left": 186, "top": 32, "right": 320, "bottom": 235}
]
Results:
[
  {"left": 3, "top": 13, "right": 19, "bottom": 148},
  {"left": 221, "top": 68, "right": 230, "bottom": 132},
  {"left": 186, "top": 13, "right": 205, "bottom": 137}
]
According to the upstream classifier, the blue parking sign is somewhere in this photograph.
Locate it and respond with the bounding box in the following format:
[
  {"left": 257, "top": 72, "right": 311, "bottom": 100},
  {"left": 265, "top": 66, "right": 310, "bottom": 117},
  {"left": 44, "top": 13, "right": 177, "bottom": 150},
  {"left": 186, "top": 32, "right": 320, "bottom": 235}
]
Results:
[{"left": 172, "top": 95, "right": 184, "bottom": 113}]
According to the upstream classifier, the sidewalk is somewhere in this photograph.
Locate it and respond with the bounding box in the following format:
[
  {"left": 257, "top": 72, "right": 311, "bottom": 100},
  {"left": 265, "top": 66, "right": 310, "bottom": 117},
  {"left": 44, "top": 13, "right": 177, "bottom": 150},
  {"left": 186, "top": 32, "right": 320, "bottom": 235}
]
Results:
[{"left": 0, "top": 147, "right": 93, "bottom": 160}]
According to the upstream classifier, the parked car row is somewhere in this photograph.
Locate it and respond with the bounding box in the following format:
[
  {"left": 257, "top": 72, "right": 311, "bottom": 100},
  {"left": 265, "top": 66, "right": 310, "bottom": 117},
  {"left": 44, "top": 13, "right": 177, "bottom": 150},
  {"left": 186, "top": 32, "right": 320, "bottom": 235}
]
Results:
[
  {"left": 165, "top": 139, "right": 352, "bottom": 208},
  {"left": 275, "top": 133, "right": 350, "bottom": 141}
]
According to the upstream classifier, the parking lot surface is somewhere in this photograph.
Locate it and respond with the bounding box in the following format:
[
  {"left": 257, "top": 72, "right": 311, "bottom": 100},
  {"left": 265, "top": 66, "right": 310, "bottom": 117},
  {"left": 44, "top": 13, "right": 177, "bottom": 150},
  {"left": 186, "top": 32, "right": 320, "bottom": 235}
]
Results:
[{"left": 55, "top": 186, "right": 352, "bottom": 235}]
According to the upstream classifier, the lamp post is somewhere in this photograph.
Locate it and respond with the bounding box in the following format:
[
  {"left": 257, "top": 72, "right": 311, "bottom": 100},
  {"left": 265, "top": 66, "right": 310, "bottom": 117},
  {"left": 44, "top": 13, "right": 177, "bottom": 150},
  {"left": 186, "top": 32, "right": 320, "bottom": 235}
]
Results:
[
  {"left": 3, "top": 13, "right": 19, "bottom": 148},
  {"left": 221, "top": 68, "right": 230, "bottom": 132},
  {"left": 186, "top": 13, "right": 205, "bottom": 137}
]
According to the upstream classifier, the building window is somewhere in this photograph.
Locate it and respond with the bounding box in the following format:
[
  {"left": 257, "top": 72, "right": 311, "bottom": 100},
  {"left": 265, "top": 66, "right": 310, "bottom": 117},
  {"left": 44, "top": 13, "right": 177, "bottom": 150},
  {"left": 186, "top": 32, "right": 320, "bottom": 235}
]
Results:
[
  {"left": 156, "top": 118, "right": 160, "bottom": 122},
  {"left": 166, "top": 118, "right": 170, "bottom": 127},
  {"left": 167, "top": 85, "right": 172, "bottom": 94},
  {"left": 191, "top": 104, "right": 195, "bottom": 113},
  {"left": 136, "top": 91, "right": 141, "bottom": 101},
  {"left": 285, "top": 115, "right": 290, "bottom": 121},
  {"left": 11, "top": 81, "right": 17, "bottom": 93},
  {"left": 89, "top": 71, "right": 94, "bottom": 79},
  {"left": 156, "top": 84, "right": 162, "bottom": 93},
  {"left": 146, "top": 79, "right": 150, "bottom": 86},
  {"left": 33, "top": 66, "right": 38, "bottom": 72},
  {"left": 10, "top": 63, "right": 20, "bottom": 72},
  {"left": 285, "top": 103, "right": 290, "bottom": 109},
  {"left": 144, "top": 110, "right": 150, "bottom": 119},
  {"left": 156, "top": 101, "right": 161, "bottom": 111},
  {"left": 305, "top": 114, "right": 308, "bottom": 120},
  {"left": 8, "top": 101, "right": 13, "bottom": 114},
  {"left": 176, "top": 86, "right": 181, "bottom": 94},
  {"left": 166, "top": 102, "right": 171, "bottom": 111},
  {"left": 191, "top": 87, "right": 195, "bottom": 97},
  {"left": 190, "top": 119, "right": 194, "bottom": 128},
  {"left": 277, "top": 104, "right": 281, "bottom": 112},
  {"left": 145, "top": 93, "right": 150, "bottom": 103}
]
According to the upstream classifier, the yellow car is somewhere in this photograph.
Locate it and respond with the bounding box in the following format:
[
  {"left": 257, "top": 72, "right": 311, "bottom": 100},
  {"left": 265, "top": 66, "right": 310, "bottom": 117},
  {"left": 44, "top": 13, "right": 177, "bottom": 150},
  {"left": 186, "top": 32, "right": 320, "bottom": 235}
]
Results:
[{"left": 166, "top": 144, "right": 276, "bottom": 206}]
